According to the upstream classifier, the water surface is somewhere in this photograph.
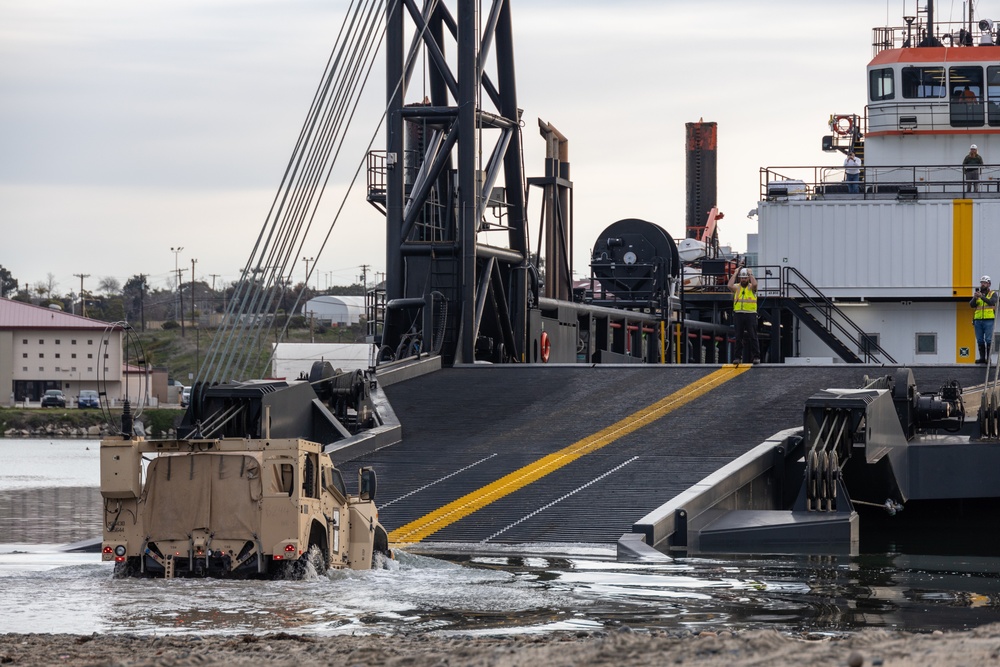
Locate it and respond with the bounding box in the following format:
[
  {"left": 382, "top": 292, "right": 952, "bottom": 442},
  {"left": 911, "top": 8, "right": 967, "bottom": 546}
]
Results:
[{"left": 2, "top": 438, "right": 999, "bottom": 636}]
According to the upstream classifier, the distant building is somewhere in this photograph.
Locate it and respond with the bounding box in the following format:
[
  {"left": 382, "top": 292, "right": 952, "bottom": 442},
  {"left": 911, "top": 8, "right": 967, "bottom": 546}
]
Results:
[
  {"left": 271, "top": 343, "right": 374, "bottom": 379},
  {"left": 0, "top": 299, "right": 124, "bottom": 406},
  {"left": 301, "top": 295, "right": 366, "bottom": 325}
]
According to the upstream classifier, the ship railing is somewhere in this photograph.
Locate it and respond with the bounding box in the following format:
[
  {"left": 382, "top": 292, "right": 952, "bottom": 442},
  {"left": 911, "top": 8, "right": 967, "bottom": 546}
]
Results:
[
  {"left": 761, "top": 164, "right": 1000, "bottom": 201},
  {"left": 366, "top": 149, "right": 423, "bottom": 215},
  {"left": 872, "top": 19, "right": 997, "bottom": 56}
]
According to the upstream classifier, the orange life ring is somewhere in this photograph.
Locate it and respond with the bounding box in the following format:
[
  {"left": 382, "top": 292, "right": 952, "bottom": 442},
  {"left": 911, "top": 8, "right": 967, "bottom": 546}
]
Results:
[
  {"left": 540, "top": 331, "right": 551, "bottom": 363},
  {"left": 833, "top": 115, "right": 854, "bottom": 137}
]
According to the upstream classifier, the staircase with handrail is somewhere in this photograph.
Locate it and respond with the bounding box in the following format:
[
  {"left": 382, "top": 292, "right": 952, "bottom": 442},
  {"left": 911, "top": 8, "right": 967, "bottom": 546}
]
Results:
[{"left": 754, "top": 265, "right": 897, "bottom": 365}]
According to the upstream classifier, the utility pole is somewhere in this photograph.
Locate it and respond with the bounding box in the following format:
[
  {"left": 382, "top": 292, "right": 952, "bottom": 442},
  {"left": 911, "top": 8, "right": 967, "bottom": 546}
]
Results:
[
  {"left": 190, "top": 258, "right": 198, "bottom": 326},
  {"left": 73, "top": 273, "right": 90, "bottom": 317},
  {"left": 302, "top": 256, "right": 314, "bottom": 292},
  {"left": 177, "top": 267, "right": 186, "bottom": 337},
  {"left": 209, "top": 273, "right": 222, "bottom": 318},
  {"left": 138, "top": 273, "right": 146, "bottom": 331},
  {"left": 170, "top": 246, "right": 184, "bottom": 321},
  {"left": 359, "top": 264, "right": 369, "bottom": 291}
]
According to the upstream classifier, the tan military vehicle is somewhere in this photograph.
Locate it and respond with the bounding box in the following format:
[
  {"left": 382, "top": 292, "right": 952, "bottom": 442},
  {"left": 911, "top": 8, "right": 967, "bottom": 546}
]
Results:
[
  {"left": 99, "top": 365, "right": 393, "bottom": 578},
  {"left": 101, "top": 436, "right": 389, "bottom": 578}
]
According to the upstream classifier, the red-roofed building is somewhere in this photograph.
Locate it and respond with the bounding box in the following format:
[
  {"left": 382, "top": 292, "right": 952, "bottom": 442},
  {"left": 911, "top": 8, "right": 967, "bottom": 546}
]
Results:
[{"left": 0, "top": 298, "right": 124, "bottom": 406}]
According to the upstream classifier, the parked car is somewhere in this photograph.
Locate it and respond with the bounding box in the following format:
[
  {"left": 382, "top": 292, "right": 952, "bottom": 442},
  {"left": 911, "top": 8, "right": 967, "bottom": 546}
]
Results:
[
  {"left": 41, "top": 389, "right": 67, "bottom": 408},
  {"left": 78, "top": 390, "right": 100, "bottom": 409},
  {"left": 180, "top": 387, "right": 191, "bottom": 407}
]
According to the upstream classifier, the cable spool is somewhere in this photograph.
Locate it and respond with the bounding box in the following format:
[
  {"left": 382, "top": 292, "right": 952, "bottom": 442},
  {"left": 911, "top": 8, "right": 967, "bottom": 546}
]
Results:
[
  {"left": 979, "top": 393, "right": 989, "bottom": 437},
  {"left": 817, "top": 452, "right": 828, "bottom": 507},
  {"left": 825, "top": 452, "right": 837, "bottom": 511},
  {"left": 807, "top": 450, "right": 819, "bottom": 511},
  {"left": 590, "top": 218, "right": 680, "bottom": 299},
  {"left": 986, "top": 392, "right": 1000, "bottom": 438}
]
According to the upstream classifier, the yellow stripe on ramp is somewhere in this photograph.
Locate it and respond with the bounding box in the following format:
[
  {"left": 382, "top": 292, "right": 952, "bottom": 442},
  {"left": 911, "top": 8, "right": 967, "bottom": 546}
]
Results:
[{"left": 389, "top": 364, "right": 751, "bottom": 544}]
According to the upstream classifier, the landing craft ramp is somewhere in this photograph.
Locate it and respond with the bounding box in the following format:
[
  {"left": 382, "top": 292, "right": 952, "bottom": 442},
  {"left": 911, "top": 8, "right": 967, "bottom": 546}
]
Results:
[{"left": 340, "top": 365, "right": 983, "bottom": 546}]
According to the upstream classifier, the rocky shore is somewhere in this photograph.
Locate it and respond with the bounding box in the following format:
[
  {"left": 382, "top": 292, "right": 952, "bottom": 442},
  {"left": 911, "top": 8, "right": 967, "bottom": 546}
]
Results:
[
  {"left": 0, "top": 407, "right": 182, "bottom": 439},
  {"left": 3, "top": 424, "right": 111, "bottom": 439},
  {"left": 3, "top": 625, "right": 1000, "bottom": 667}
]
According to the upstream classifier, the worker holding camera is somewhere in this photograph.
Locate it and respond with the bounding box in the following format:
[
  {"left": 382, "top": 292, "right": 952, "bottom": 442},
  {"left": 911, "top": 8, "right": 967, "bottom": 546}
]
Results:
[
  {"left": 728, "top": 263, "right": 760, "bottom": 365},
  {"left": 971, "top": 275, "right": 998, "bottom": 364}
]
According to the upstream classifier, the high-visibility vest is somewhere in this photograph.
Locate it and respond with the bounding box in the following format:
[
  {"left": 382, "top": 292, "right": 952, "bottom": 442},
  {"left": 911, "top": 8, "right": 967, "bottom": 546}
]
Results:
[
  {"left": 974, "top": 290, "right": 996, "bottom": 320},
  {"left": 733, "top": 285, "right": 757, "bottom": 313}
]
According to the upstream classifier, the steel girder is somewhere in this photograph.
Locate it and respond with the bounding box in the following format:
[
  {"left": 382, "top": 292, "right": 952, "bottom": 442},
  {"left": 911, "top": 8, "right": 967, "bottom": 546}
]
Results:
[{"left": 383, "top": 0, "right": 528, "bottom": 365}]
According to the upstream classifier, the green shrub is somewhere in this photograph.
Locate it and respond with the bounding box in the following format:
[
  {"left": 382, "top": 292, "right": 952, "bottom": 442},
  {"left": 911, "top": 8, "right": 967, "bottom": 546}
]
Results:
[{"left": 145, "top": 409, "right": 181, "bottom": 437}]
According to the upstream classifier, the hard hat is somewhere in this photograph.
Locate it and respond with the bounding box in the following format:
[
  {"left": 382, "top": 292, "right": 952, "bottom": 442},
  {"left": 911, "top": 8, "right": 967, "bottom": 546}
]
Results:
[
  {"left": 981, "top": 275, "right": 991, "bottom": 283},
  {"left": 971, "top": 144, "right": 978, "bottom": 150},
  {"left": 739, "top": 268, "right": 750, "bottom": 278}
]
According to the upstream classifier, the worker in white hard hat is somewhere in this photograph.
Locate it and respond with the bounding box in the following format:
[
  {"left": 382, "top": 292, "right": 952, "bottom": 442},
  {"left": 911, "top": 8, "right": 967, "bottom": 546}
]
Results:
[
  {"left": 971, "top": 274, "right": 998, "bottom": 364},
  {"left": 963, "top": 144, "right": 984, "bottom": 193},
  {"left": 727, "top": 262, "right": 760, "bottom": 364}
]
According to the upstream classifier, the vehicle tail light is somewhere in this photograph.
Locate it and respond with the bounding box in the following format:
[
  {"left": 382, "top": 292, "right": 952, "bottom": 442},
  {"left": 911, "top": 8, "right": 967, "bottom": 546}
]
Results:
[{"left": 284, "top": 544, "right": 296, "bottom": 552}]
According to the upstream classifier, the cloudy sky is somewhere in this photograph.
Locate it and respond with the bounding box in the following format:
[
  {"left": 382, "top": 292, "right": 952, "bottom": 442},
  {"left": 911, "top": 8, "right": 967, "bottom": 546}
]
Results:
[{"left": 0, "top": 1, "right": 941, "bottom": 297}]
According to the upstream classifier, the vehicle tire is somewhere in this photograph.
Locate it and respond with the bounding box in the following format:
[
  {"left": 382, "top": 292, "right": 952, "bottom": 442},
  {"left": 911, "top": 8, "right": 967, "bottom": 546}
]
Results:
[
  {"left": 310, "top": 543, "right": 329, "bottom": 577},
  {"left": 113, "top": 556, "right": 141, "bottom": 578},
  {"left": 371, "top": 526, "right": 392, "bottom": 569},
  {"left": 284, "top": 544, "right": 328, "bottom": 579}
]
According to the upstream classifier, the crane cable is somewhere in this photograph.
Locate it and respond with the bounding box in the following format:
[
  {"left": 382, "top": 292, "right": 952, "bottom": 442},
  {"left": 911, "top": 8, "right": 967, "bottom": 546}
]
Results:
[{"left": 197, "top": 0, "right": 391, "bottom": 387}]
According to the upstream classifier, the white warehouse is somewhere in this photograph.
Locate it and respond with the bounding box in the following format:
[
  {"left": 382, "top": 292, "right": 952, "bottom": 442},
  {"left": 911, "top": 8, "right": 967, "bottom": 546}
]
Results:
[{"left": 301, "top": 296, "right": 366, "bottom": 325}]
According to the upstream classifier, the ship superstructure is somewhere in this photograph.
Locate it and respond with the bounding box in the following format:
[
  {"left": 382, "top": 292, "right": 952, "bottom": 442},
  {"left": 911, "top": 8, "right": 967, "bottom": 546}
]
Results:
[{"left": 756, "top": 4, "right": 1000, "bottom": 365}]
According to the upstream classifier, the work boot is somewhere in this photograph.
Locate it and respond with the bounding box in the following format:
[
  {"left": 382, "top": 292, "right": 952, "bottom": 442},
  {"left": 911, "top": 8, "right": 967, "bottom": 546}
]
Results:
[{"left": 978, "top": 343, "right": 987, "bottom": 364}]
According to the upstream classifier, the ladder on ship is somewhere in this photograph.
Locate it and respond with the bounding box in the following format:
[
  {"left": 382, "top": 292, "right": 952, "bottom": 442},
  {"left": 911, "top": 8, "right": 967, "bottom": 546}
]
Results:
[{"left": 757, "top": 266, "right": 896, "bottom": 365}]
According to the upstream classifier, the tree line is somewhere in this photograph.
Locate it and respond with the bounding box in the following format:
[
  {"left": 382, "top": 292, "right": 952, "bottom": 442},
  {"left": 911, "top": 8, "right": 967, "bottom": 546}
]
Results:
[{"left": 0, "top": 265, "right": 368, "bottom": 328}]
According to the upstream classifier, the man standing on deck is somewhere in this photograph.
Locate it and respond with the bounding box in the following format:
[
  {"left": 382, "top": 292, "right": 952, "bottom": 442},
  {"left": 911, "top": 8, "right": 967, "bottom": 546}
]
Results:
[
  {"left": 844, "top": 151, "right": 862, "bottom": 194},
  {"left": 971, "top": 275, "right": 997, "bottom": 364},
  {"left": 728, "top": 265, "right": 760, "bottom": 365},
  {"left": 963, "top": 144, "right": 983, "bottom": 193}
]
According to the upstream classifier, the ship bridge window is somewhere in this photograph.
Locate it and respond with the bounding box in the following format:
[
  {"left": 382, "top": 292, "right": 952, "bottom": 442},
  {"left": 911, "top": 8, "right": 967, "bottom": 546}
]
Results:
[
  {"left": 901, "top": 66, "right": 946, "bottom": 98},
  {"left": 950, "top": 66, "right": 984, "bottom": 127},
  {"left": 987, "top": 66, "right": 1000, "bottom": 126},
  {"left": 869, "top": 67, "right": 895, "bottom": 101}
]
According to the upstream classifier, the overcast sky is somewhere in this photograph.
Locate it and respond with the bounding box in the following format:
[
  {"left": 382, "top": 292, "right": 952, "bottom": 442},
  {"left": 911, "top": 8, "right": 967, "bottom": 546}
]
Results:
[{"left": 0, "top": 1, "right": 938, "bottom": 297}]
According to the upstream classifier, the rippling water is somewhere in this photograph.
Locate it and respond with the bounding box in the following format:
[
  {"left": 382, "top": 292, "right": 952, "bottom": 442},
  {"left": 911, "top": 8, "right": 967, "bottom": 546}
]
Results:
[{"left": 2, "top": 438, "right": 1000, "bottom": 636}]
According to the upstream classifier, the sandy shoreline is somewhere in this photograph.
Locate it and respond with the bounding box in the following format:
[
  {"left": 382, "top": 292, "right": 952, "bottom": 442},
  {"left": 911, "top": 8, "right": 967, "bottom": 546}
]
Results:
[{"left": 4, "top": 625, "right": 1000, "bottom": 667}]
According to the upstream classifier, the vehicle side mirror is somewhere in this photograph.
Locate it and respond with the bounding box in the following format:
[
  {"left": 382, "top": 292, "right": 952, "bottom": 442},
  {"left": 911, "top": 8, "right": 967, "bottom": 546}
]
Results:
[{"left": 359, "top": 467, "right": 377, "bottom": 502}]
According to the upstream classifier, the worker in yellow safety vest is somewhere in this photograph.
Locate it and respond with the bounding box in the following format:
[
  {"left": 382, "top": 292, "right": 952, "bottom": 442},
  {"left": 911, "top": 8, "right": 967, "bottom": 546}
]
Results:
[
  {"left": 728, "top": 265, "right": 760, "bottom": 364},
  {"left": 971, "top": 274, "right": 998, "bottom": 364}
]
